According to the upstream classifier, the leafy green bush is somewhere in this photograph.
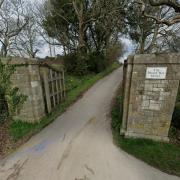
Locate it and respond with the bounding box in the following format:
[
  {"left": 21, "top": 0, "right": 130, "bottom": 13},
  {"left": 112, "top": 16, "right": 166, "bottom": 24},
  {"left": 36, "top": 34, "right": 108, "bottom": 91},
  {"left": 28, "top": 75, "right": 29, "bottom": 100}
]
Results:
[
  {"left": 63, "top": 53, "right": 77, "bottom": 73},
  {"left": 0, "top": 59, "right": 27, "bottom": 123},
  {"left": 87, "top": 52, "right": 109, "bottom": 73},
  {"left": 74, "top": 54, "right": 89, "bottom": 75},
  {"left": 172, "top": 102, "right": 180, "bottom": 129},
  {"left": 106, "top": 43, "right": 125, "bottom": 63},
  {"left": 63, "top": 53, "right": 89, "bottom": 75},
  {"left": 63, "top": 52, "right": 115, "bottom": 75}
]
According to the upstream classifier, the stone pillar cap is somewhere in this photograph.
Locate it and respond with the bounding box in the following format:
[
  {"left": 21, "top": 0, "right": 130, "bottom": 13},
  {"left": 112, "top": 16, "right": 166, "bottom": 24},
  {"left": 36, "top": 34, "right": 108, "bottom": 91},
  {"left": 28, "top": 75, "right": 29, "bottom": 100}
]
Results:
[{"left": 127, "top": 53, "right": 180, "bottom": 65}]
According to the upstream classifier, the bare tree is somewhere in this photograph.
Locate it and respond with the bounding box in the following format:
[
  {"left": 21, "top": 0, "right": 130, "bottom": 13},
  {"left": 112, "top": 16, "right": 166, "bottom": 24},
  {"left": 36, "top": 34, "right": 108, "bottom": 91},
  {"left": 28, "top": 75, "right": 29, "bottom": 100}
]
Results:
[
  {"left": 10, "top": 3, "right": 44, "bottom": 58},
  {"left": 11, "top": 18, "right": 43, "bottom": 58},
  {"left": 135, "top": 0, "right": 180, "bottom": 26},
  {"left": 0, "top": 0, "right": 29, "bottom": 57}
]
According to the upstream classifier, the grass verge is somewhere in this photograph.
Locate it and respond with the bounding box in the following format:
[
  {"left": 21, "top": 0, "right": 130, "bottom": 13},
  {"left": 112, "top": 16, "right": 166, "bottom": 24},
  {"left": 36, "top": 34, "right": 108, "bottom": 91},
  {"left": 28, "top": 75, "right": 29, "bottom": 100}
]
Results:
[
  {"left": 10, "top": 62, "right": 120, "bottom": 142},
  {"left": 111, "top": 94, "right": 180, "bottom": 177}
]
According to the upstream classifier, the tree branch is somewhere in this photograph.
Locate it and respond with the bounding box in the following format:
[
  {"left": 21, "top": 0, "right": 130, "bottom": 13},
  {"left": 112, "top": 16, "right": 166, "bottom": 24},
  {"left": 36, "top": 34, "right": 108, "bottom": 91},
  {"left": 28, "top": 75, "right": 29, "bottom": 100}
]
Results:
[
  {"left": 149, "top": 0, "right": 180, "bottom": 13},
  {"left": 8, "top": 18, "right": 29, "bottom": 38},
  {"left": 0, "top": 0, "right": 4, "bottom": 9},
  {"left": 144, "top": 12, "right": 180, "bottom": 26},
  {"left": 135, "top": 0, "right": 180, "bottom": 26}
]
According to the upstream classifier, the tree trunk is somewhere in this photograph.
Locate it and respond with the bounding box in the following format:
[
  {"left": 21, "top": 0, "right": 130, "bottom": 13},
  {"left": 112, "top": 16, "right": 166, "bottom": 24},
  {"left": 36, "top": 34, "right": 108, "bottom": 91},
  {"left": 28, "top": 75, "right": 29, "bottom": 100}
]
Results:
[
  {"left": 139, "top": 29, "right": 145, "bottom": 54},
  {"left": 0, "top": 38, "right": 8, "bottom": 57},
  {"left": 72, "top": 0, "right": 87, "bottom": 54},
  {"left": 146, "top": 24, "right": 159, "bottom": 53},
  {"left": 78, "top": 19, "right": 87, "bottom": 54}
]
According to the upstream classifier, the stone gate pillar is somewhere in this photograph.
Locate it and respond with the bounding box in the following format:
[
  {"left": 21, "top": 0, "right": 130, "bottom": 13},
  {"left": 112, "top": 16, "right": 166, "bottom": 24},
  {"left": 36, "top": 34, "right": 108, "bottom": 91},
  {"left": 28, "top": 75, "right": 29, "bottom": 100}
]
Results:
[{"left": 121, "top": 53, "right": 180, "bottom": 142}]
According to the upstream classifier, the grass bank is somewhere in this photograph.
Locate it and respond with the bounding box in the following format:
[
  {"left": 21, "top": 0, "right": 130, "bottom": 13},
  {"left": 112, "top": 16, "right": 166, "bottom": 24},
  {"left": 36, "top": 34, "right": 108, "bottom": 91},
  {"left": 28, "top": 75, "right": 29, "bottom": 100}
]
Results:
[
  {"left": 10, "top": 62, "right": 120, "bottom": 142},
  {"left": 111, "top": 94, "right": 180, "bottom": 177}
]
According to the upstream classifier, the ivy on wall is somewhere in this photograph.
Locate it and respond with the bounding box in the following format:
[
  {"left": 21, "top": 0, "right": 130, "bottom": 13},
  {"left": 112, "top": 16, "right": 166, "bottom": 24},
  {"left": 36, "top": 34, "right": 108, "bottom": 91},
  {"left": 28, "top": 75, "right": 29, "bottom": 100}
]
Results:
[{"left": 0, "top": 59, "right": 27, "bottom": 123}]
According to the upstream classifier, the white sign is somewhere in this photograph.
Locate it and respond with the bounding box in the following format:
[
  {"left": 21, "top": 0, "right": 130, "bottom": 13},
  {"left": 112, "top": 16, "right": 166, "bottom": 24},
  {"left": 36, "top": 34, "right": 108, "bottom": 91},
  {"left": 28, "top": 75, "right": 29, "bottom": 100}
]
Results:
[
  {"left": 146, "top": 67, "right": 167, "bottom": 79},
  {"left": 31, "top": 81, "right": 39, "bottom": 88}
]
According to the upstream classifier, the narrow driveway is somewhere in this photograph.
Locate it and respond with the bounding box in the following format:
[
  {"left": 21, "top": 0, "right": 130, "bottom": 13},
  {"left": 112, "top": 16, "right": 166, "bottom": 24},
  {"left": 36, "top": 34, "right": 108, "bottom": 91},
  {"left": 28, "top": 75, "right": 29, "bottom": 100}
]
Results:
[{"left": 0, "top": 68, "right": 179, "bottom": 180}]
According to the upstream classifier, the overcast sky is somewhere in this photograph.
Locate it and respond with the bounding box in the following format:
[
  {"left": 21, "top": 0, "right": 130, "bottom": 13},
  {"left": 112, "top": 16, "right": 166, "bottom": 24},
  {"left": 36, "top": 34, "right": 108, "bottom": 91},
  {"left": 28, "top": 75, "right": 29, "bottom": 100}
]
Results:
[
  {"left": 36, "top": 41, "right": 63, "bottom": 58},
  {"left": 119, "top": 37, "right": 135, "bottom": 62},
  {"left": 36, "top": 38, "right": 134, "bottom": 60}
]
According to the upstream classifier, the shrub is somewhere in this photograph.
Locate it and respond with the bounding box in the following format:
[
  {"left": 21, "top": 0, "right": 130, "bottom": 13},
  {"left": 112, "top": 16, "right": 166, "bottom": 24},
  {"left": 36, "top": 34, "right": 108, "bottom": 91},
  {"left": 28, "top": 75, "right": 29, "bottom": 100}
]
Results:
[
  {"left": 106, "top": 43, "right": 125, "bottom": 63},
  {"left": 63, "top": 53, "right": 77, "bottom": 73},
  {"left": 74, "top": 54, "right": 89, "bottom": 75},
  {"left": 0, "top": 59, "right": 27, "bottom": 123},
  {"left": 63, "top": 51, "right": 117, "bottom": 75},
  {"left": 87, "top": 52, "right": 109, "bottom": 73},
  {"left": 63, "top": 53, "right": 89, "bottom": 75},
  {"left": 172, "top": 102, "right": 180, "bottom": 129}
]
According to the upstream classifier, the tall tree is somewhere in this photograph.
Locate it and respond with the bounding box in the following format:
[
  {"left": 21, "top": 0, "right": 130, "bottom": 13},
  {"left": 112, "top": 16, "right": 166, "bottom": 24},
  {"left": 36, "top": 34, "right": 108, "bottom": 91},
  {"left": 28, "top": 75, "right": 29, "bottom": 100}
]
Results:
[
  {"left": 0, "top": 0, "right": 29, "bottom": 57},
  {"left": 126, "top": 2, "right": 160, "bottom": 53},
  {"left": 43, "top": 0, "right": 79, "bottom": 54},
  {"left": 87, "top": 0, "right": 125, "bottom": 53},
  {"left": 10, "top": 3, "right": 44, "bottom": 58},
  {"left": 126, "top": 0, "right": 180, "bottom": 53},
  {"left": 43, "top": 0, "right": 126, "bottom": 55}
]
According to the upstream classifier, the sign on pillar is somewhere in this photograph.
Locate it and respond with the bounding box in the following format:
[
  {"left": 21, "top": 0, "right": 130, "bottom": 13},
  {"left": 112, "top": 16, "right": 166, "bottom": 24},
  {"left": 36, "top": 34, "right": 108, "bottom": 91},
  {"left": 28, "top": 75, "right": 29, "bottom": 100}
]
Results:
[{"left": 121, "top": 54, "right": 180, "bottom": 142}]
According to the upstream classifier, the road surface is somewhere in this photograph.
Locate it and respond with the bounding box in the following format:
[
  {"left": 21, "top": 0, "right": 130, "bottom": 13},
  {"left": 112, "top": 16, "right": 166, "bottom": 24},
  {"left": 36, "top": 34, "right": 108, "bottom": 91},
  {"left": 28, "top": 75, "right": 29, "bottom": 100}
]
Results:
[{"left": 0, "top": 68, "right": 179, "bottom": 180}]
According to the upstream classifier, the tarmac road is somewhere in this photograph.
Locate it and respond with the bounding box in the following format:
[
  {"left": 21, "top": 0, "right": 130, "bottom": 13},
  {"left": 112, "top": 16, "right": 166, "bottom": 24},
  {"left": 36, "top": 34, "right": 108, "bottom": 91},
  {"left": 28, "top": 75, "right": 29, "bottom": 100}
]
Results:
[{"left": 0, "top": 68, "right": 179, "bottom": 180}]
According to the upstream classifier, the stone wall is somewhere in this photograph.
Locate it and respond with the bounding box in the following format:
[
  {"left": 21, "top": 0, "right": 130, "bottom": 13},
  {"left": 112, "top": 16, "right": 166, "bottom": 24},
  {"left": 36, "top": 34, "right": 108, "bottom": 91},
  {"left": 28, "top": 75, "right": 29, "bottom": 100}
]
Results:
[
  {"left": 121, "top": 53, "right": 180, "bottom": 142},
  {"left": 10, "top": 60, "right": 45, "bottom": 123},
  {"left": 7, "top": 58, "right": 65, "bottom": 123}
]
